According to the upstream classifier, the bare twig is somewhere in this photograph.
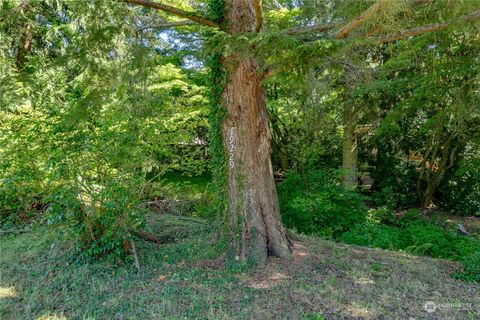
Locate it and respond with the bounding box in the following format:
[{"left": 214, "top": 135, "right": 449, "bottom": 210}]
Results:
[
  {"left": 458, "top": 224, "right": 471, "bottom": 236},
  {"left": 130, "top": 240, "right": 140, "bottom": 270}
]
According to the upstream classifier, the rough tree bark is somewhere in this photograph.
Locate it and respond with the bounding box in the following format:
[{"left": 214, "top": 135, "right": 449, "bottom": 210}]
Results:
[
  {"left": 222, "top": 0, "right": 292, "bottom": 266},
  {"left": 119, "top": 0, "right": 479, "bottom": 267}
]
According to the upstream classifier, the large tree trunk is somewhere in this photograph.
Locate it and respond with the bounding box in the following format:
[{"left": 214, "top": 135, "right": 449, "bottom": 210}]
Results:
[
  {"left": 222, "top": 0, "right": 292, "bottom": 266},
  {"left": 342, "top": 103, "right": 358, "bottom": 189}
]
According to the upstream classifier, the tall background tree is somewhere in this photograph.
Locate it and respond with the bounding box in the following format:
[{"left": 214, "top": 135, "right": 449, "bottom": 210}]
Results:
[
  {"left": 117, "top": 0, "right": 480, "bottom": 266},
  {"left": 1, "top": 0, "right": 479, "bottom": 267}
]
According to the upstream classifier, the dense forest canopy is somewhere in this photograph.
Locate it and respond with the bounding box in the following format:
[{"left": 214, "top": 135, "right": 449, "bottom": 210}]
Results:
[{"left": 1, "top": 0, "right": 479, "bottom": 279}]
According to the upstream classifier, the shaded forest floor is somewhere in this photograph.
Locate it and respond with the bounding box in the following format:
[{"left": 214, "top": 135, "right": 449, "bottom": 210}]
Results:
[{"left": 1, "top": 213, "right": 479, "bottom": 320}]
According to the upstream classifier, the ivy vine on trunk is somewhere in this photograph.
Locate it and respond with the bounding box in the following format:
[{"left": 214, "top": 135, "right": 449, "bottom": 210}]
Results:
[{"left": 118, "top": 0, "right": 480, "bottom": 267}]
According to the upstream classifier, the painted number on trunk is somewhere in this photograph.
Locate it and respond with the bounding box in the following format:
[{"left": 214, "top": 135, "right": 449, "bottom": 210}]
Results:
[{"left": 229, "top": 127, "right": 235, "bottom": 169}]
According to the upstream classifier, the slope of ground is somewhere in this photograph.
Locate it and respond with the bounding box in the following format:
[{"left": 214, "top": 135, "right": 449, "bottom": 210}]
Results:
[{"left": 0, "top": 214, "right": 479, "bottom": 320}]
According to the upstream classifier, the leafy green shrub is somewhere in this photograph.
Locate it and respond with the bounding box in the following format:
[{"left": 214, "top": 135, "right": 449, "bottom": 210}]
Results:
[
  {"left": 0, "top": 174, "right": 47, "bottom": 225},
  {"left": 0, "top": 113, "right": 51, "bottom": 225},
  {"left": 340, "top": 217, "right": 480, "bottom": 282},
  {"left": 340, "top": 222, "right": 409, "bottom": 250},
  {"left": 46, "top": 177, "right": 146, "bottom": 258},
  {"left": 438, "top": 147, "right": 480, "bottom": 216},
  {"left": 278, "top": 169, "right": 367, "bottom": 238},
  {"left": 398, "top": 208, "right": 423, "bottom": 223},
  {"left": 455, "top": 250, "right": 480, "bottom": 283},
  {"left": 365, "top": 206, "right": 397, "bottom": 225},
  {"left": 404, "top": 222, "right": 458, "bottom": 257},
  {"left": 370, "top": 159, "right": 418, "bottom": 209},
  {"left": 342, "top": 219, "right": 477, "bottom": 257}
]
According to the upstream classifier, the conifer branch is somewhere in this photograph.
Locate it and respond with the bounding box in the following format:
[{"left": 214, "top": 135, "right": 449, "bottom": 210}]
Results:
[
  {"left": 119, "top": 0, "right": 218, "bottom": 28},
  {"left": 335, "top": 0, "right": 386, "bottom": 39},
  {"left": 335, "top": 0, "right": 433, "bottom": 39},
  {"left": 281, "top": 0, "right": 430, "bottom": 36},
  {"left": 373, "top": 10, "right": 480, "bottom": 43},
  {"left": 284, "top": 22, "right": 339, "bottom": 35},
  {"left": 137, "top": 20, "right": 196, "bottom": 31}
]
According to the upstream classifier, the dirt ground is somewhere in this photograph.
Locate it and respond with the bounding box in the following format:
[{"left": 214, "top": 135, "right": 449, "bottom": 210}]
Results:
[
  {"left": 1, "top": 216, "right": 479, "bottom": 320},
  {"left": 233, "top": 238, "right": 480, "bottom": 319}
]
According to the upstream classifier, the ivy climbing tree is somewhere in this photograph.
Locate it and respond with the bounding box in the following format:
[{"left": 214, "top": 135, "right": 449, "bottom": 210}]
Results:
[{"left": 118, "top": 0, "right": 480, "bottom": 267}]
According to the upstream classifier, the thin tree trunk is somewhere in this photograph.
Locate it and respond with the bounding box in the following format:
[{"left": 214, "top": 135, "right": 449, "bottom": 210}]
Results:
[
  {"left": 16, "top": 1, "right": 32, "bottom": 71},
  {"left": 222, "top": 0, "right": 292, "bottom": 266},
  {"left": 342, "top": 103, "right": 358, "bottom": 189},
  {"left": 420, "top": 134, "right": 457, "bottom": 207}
]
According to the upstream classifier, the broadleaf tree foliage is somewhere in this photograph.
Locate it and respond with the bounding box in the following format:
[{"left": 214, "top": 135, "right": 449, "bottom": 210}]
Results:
[
  {"left": 115, "top": 0, "right": 479, "bottom": 266},
  {"left": 1, "top": 0, "right": 479, "bottom": 267}
]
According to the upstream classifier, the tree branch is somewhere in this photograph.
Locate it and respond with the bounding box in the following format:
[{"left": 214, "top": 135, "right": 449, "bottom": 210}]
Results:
[
  {"left": 281, "top": 0, "right": 430, "bottom": 37},
  {"left": 284, "top": 22, "right": 339, "bottom": 35},
  {"left": 266, "top": 7, "right": 480, "bottom": 79},
  {"left": 262, "top": 63, "right": 290, "bottom": 80},
  {"left": 335, "top": 0, "right": 433, "bottom": 39},
  {"left": 118, "top": 0, "right": 218, "bottom": 28},
  {"left": 138, "top": 20, "right": 196, "bottom": 31},
  {"left": 254, "top": 0, "right": 263, "bottom": 32},
  {"left": 335, "top": 0, "right": 386, "bottom": 39},
  {"left": 0, "top": 0, "right": 29, "bottom": 21},
  {"left": 373, "top": 10, "right": 480, "bottom": 43}
]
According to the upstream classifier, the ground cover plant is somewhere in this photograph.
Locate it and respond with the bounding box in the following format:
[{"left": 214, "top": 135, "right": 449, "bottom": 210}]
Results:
[{"left": 1, "top": 0, "right": 479, "bottom": 319}]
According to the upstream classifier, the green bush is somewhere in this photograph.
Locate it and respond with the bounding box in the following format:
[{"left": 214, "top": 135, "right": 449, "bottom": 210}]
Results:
[
  {"left": 438, "top": 148, "right": 480, "bottom": 216},
  {"left": 455, "top": 250, "right": 480, "bottom": 283},
  {"left": 370, "top": 159, "right": 418, "bottom": 209},
  {"left": 278, "top": 169, "right": 367, "bottom": 238},
  {"left": 341, "top": 219, "right": 477, "bottom": 257},
  {"left": 46, "top": 177, "right": 146, "bottom": 258},
  {"left": 0, "top": 114, "right": 51, "bottom": 225},
  {"left": 339, "top": 222, "right": 408, "bottom": 250},
  {"left": 405, "top": 222, "right": 461, "bottom": 257},
  {"left": 0, "top": 173, "right": 47, "bottom": 225},
  {"left": 340, "top": 217, "right": 480, "bottom": 282},
  {"left": 365, "top": 206, "right": 398, "bottom": 225}
]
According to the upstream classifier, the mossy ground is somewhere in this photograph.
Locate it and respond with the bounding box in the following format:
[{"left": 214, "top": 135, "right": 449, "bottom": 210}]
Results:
[{"left": 1, "top": 213, "right": 479, "bottom": 320}]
